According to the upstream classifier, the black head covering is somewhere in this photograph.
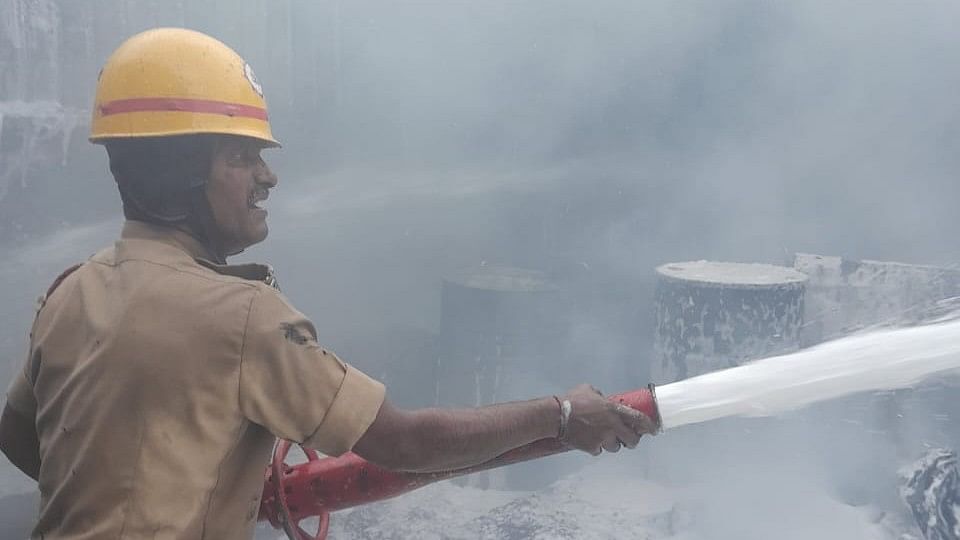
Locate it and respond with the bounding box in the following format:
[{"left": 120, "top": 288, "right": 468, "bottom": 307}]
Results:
[{"left": 105, "top": 135, "right": 230, "bottom": 262}]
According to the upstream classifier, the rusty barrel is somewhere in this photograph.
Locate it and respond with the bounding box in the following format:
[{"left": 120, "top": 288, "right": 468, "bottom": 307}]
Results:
[
  {"left": 436, "top": 265, "right": 561, "bottom": 407},
  {"left": 653, "top": 261, "right": 808, "bottom": 384},
  {"left": 435, "top": 265, "right": 563, "bottom": 490}
]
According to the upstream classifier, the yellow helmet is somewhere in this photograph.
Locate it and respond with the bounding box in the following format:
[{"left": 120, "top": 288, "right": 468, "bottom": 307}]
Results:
[{"left": 90, "top": 28, "right": 280, "bottom": 147}]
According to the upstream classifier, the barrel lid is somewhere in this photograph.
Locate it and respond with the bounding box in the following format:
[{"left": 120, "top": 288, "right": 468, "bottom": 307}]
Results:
[
  {"left": 444, "top": 266, "right": 559, "bottom": 292},
  {"left": 656, "top": 261, "right": 808, "bottom": 289}
]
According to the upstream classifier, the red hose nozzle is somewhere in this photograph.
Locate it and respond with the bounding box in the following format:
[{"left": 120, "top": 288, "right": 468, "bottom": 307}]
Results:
[{"left": 612, "top": 383, "right": 662, "bottom": 434}]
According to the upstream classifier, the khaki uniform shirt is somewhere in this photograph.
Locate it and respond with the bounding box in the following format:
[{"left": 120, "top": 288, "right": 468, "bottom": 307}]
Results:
[{"left": 5, "top": 221, "right": 386, "bottom": 539}]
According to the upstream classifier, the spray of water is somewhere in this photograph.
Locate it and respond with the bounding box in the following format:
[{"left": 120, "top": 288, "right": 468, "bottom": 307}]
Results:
[{"left": 656, "top": 317, "right": 960, "bottom": 430}]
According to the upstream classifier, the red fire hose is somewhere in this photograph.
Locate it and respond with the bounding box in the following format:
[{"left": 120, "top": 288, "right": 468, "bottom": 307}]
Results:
[{"left": 259, "top": 385, "right": 661, "bottom": 540}]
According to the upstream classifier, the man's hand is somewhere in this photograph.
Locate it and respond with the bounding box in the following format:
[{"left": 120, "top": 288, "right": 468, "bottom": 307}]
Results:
[{"left": 559, "top": 384, "right": 658, "bottom": 456}]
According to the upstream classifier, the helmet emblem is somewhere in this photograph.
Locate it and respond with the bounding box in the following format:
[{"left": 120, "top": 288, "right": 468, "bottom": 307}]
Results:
[{"left": 244, "top": 62, "right": 264, "bottom": 97}]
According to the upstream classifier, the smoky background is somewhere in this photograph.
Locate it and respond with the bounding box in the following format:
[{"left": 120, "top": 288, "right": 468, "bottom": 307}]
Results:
[{"left": 3, "top": 1, "right": 960, "bottom": 537}]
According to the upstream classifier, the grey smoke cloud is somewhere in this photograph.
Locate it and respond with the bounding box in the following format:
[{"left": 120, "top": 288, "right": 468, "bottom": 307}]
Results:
[{"left": 4, "top": 1, "right": 960, "bottom": 536}]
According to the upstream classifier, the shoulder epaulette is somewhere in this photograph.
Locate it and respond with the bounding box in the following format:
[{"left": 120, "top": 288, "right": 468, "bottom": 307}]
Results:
[{"left": 42, "top": 263, "right": 82, "bottom": 302}]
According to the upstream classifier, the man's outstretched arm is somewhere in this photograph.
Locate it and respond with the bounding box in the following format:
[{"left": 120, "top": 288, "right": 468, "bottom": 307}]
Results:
[
  {"left": 352, "top": 384, "right": 656, "bottom": 473},
  {"left": 0, "top": 404, "right": 40, "bottom": 481}
]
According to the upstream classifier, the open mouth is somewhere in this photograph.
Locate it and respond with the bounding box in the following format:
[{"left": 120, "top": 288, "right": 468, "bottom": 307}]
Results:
[{"left": 248, "top": 187, "right": 269, "bottom": 210}]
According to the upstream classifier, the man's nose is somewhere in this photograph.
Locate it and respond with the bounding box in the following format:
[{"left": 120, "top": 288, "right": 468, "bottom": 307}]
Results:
[{"left": 255, "top": 161, "right": 278, "bottom": 188}]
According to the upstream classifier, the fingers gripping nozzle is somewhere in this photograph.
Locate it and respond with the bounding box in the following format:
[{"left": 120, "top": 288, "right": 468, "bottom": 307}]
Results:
[{"left": 611, "top": 384, "right": 663, "bottom": 434}]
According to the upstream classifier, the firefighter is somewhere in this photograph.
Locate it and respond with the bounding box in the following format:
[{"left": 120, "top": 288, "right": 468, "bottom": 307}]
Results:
[{"left": 0, "top": 28, "right": 656, "bottom": 539}]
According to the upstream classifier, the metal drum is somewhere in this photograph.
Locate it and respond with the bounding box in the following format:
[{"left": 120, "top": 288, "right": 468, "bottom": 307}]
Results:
[
  {"left": 653, "top": 261, "right": 808, "bottom": 384},
  {"left": 436, "top": 265, "right": 565, "bottom": 490},
  {"left": 436, "top": 265, "right": 561, "bottom": 407}
]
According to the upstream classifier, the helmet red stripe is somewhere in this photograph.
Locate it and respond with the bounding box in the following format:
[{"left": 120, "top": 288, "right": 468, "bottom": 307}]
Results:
[{"left": 99, "top": 98, "right": 268, "bottom": 121}]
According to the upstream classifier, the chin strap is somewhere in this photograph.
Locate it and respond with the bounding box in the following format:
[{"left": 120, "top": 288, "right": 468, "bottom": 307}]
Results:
[{"left": 185, "top": 178, "right": 231, "bottom": 264}]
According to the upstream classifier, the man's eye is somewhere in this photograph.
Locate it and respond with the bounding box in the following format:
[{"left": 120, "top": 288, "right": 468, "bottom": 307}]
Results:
[{"left": 226, "top": 150, "right": 260, "bottom": 166}]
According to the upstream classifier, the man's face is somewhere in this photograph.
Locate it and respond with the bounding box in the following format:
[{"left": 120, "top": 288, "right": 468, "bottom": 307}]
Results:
[{"left": 205, "top": 136, "right": 278, "bottom": 254}]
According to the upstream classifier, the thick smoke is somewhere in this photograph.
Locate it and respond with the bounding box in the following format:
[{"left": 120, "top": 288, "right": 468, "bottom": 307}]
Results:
[{"left": 4, "top": 1, "right": 960, "bottom": 537}]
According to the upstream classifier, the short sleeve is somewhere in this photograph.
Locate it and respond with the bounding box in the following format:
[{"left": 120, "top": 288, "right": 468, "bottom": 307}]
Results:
[
  {"left": 239, "top": 288, "right": 385, "bottom": 456},
  {"left": 6, "top": 363, "right": 37, "bottom": 418}
]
